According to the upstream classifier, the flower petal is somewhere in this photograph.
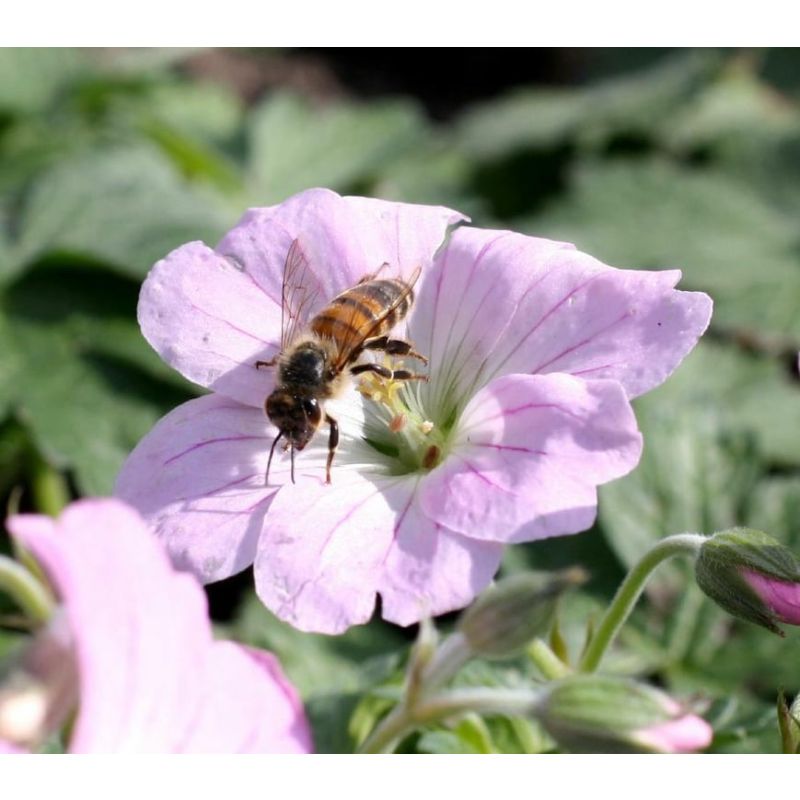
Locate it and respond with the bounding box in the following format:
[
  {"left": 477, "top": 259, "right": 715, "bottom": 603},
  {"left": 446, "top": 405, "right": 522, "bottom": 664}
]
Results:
[
  {"left": 378, "top": 496, "right": 503, "bottom": 627},
  {"left": 412, "top": 226, "right": 712, "bottom": 411},
  {"left": 139, "top": 241, "right": 282, "bottom": 409},
  {"left": 180, "top": 643, "right": 313, "bottom": 753},
  {"left": 418, "top": 374, "right": 642, "bottom": 543},
  {"left": 254, "top": 471, "right": 409, "bottom": 634},
  {"left": 7, "top": 499, "right": 310, "bottom": 753},
  {"left": 114, "top": 394, "right": 278, "bottom": 583},
  {"left": 139, "top": 188, "right": 464, "bottom": 407}
]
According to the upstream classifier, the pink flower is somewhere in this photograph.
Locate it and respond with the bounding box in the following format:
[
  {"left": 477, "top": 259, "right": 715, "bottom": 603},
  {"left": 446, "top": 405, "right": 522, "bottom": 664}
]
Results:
[
  {"left": 115, "top": 188, "right": 712, "bottom": 634},
  {"left": 635, "top": 713, "right": 715, "bottom": 754},
  {"left": 1, "top": 499, "right": 312, "bottom": 753}
]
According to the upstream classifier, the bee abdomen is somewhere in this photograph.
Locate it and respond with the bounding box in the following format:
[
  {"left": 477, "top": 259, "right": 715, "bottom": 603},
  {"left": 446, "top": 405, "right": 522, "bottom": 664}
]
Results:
[{"left": 310, "top": 279, "right": 413, "bottom": 342}]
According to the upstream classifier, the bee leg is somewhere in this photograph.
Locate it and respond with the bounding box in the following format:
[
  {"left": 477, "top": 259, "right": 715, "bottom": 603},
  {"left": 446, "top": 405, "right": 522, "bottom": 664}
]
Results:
[
  {"left": 357, "top": 262, "right": 390, "bottom": 284},
  {"left": 325, "top": 414, "right": 339, "bottom": 484},
  {"left": 255, "top": 356, "right": 279, "bottom": 370},
  {"left": 351, "top": 363, "right": 428, "bottom": 382},
  {"left": 362, "top": 336, "right": 428, "bottom": 365}
]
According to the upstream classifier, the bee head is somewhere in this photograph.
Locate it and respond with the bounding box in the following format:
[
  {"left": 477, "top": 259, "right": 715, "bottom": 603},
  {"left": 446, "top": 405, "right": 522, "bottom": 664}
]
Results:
[{"left": 265, "top": 390, "right": 322, "bottom": 451}]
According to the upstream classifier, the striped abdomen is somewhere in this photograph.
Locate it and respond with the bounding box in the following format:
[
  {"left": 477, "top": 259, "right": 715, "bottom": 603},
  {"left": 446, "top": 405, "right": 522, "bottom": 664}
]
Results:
[{"left": 310, "top": 278, "right": 414, "bottom": 357}]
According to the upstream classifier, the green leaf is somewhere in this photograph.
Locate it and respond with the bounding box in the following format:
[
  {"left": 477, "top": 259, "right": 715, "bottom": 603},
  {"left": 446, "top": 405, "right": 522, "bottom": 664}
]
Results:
[
  {"left": 6, "top": 145, "right": 235, "bottom": 282},
  {"left": 246, "top": 92, "right": 429, "bottom": 203},
  {"left": 0, "top": 265, "right": 195, "bottom": 495},
  {"left": 456, "top": 51, "right": 718, "bottom": 160},
  {"left": 0, "top": 49, "right": 87, "bottom": 113}
]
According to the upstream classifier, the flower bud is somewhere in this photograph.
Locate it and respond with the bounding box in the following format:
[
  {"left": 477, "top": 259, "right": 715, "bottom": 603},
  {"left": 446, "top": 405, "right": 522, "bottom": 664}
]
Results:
[
  {"left": 694, "top": 528, "right": 800, "bottom": 635},
  {"left": 457, "top": 568, "right": 587, "bottom": 659},
  {"left": 534, "top": 675, "right": 712, "bottom": 753}
]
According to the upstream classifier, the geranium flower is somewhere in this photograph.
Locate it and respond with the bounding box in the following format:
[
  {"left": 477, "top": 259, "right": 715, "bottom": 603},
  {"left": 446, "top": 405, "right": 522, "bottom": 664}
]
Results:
[
  {"left": 115, "top": 188, "right": 712, "bottom": 634},
  {"left": 1, "top": 499, "right": 311, "bottom": 753}
]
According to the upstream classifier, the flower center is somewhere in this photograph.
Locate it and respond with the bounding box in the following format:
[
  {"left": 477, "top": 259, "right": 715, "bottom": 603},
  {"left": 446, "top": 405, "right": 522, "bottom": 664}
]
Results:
[{"left": 356, "top": 365, "right": 448, "bottom": 475}]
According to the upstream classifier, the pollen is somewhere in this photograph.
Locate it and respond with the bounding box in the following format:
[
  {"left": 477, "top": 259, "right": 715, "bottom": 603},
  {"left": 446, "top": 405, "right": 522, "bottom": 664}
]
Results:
[{"left": 419, "top": 420, "right": 434, "bottom": 435}]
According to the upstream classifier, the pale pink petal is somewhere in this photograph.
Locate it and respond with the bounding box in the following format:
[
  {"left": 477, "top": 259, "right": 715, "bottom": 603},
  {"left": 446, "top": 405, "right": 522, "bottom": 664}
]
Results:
[
  {"left": 340, "top": 194, "right": 468, "bottom": 284},
  {"left": 419, "top": 374, "right": 642, "bottom": 543},
  {"left": 8, "top": 499, "right": 311, "bottom": 754},
  {"left": 635, "top": 714, "right": 713, "bottom": 753},
  {"left": 180, "top": 644, "right": 313, "bottom": 754},
  {"left": 114, "top": 395, "right": 278, "bottom": 583},
  {"left": 254, "top": 471, "right": 408, "bottom": 634},
  {"left": 8, "top": 501, "right": 210, "bottom": 753},
  {"left": 139, "top": 241, "right": 282, "bottom": 409},
  {"left": 0, "top": 741, "right": 26, "bottom": 753},
  {"left": 378, "top": 493, "right": 503, "bottom": 627},
  {"left": 411, "top": 226, "right": 712, "bottom": 408}
]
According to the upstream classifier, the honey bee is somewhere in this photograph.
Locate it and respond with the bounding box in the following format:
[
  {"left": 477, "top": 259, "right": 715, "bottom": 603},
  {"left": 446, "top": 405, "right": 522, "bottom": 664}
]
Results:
[{"left": 257, "top": 238, "right": 428, "bottom": 485}]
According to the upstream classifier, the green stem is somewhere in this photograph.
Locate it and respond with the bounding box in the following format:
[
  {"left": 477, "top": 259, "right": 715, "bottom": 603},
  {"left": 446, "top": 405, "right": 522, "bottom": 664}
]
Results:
[
  {"left": 0, "top": 555, "right": 54, "bottom": 624},
  {"left": 528, "top": 638, "right": 570, "bottom": 679},
  {"left": 29, "top": 452, "right": 69, "bottom": 518},
  {"left": 579, "top": 533, "right": 706, "bottom": 673},
  {"left": 357, "top": 688, "right": 541, "bottom": 754}
]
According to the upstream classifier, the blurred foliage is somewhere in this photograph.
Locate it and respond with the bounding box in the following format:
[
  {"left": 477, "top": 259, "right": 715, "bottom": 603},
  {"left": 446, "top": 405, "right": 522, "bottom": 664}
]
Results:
[{"left": 1, "top": 47, "right": 800, "bottom": 752}]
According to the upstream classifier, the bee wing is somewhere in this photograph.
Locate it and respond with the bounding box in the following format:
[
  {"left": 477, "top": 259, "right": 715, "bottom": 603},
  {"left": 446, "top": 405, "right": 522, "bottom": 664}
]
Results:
[
  {"left": 332, "top": 265, "right": 422, "bottom": 372},
  {"left": 280, "top": 238, "right": 322, "bottom": 352}
]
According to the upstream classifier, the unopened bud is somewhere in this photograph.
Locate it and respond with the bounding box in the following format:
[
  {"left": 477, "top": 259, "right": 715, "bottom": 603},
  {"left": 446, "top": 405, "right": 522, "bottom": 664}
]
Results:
[
  {"left": 457, "top": 568, "right": 587, "bottom": 659},
  {"left": 535, "top": 675, "right": 712, "bottom": 754},
  {"left": 695, "top": 528, "right": 800, "bottom": 635}
]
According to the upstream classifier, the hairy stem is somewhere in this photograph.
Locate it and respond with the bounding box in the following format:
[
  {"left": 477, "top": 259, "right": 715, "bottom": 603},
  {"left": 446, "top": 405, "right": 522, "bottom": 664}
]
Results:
[{"left": 579, "top": 533, "right": 706, "bottom": 673}]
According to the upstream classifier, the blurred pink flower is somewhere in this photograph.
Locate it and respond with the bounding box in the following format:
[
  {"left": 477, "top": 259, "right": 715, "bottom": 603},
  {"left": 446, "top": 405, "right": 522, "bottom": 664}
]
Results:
[
  {"left": 635, "top": 712, "right": 714, "bottom": 754},
  {"left": 115, "top": 188, "right": 712, "bottom": 634},
  {"left": 1, "top": 499, "right": 311, "bottom": 753}
]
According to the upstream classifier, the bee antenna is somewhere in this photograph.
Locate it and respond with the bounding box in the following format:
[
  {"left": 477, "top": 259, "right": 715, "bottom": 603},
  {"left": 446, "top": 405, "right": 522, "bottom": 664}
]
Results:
[
  {"left": 266, "top": 432, "right": 283, "bottom": 486},
  {"left": 290, "top": 444, "right": 296, "bottom": 484}
]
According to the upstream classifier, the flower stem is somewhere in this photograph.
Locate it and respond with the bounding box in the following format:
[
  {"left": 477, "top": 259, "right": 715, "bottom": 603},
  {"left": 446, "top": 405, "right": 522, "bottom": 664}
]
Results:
[
  {"left": 357, "top": 688, "right": 541, "bottom": 754},
  {"left": 528, "top": 638, "right": 571, "bottom": 679},
  {"left": 29, "top": 452, "right": 69, "bottom": 518},
  {"left": 578, "top": 533, "right": 706, "bottom": 673},
  {"left": 0, "top": 555, "right": 54, "bottom": 625}
]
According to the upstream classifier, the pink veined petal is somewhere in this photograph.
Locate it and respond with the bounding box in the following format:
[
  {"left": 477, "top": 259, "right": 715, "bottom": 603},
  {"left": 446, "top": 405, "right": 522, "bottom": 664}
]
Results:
[
  {"left": 410, "top": 226, "right": 712, "bottom": 409},
  {"left": 179, "top": 643, "right": 313, "bottom": 754},
  {"left": 114, "top": 391, "right": 372, "bottom": 585},
  {"left": 114, "top": 394, "right": 279, "bottom": 583},
  {"left": 418, "top": 373, "right": 643, "bottom": 544},
  {"left": 254, "top": 471, "right": 409, "bottom": 634},
  {"left": 378, "top": 489, "right": 504, "bottom": 627},
  {"left": 635, "top": 714, "right": 713, "bottom": 753},
  {"left": 7, "top": 500, "right": 311, "bottom": 754}
]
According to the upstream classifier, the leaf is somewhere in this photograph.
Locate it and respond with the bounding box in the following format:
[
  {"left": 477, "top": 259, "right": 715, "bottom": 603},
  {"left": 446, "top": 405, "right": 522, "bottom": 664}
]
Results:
[
  {"left": 246, "top": 92, "right": 429, "bottom": 203},
  {"left": 455, "top": 51, "right": 718, "bottom": 161},
  {"left": 0, "top": 265, "right": 196, "bottom": 495},
  {"left": 0, "top": 49, "right": 87, "bottom": 113},
  {"left": 636, "top": 341, "right": 800, "bottom": 467},
  {"left": 6, "top": 145, "right": 236, "bottom": 282}
]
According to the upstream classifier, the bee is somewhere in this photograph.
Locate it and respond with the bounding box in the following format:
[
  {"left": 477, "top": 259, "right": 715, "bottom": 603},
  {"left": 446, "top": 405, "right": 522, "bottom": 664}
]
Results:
[{"left": 257, "top": 238, "right": 428, "bottom": 485}]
